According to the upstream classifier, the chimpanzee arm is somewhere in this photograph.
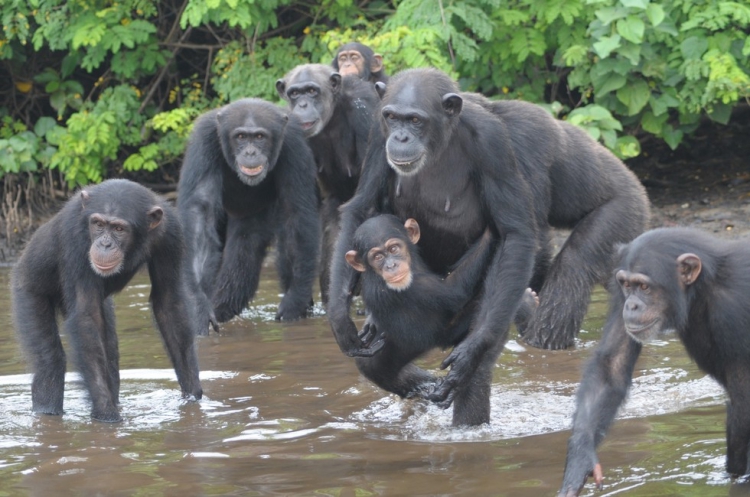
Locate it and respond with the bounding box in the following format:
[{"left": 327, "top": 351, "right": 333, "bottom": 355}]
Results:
[
  {"left": 558, "top": 300, "right": 642, "bottom": 497},
  {"left": 273, "top": 128, "right": 321, "bottom": 320},
  {"left": 429, "top": 125, "right": 537, "bottom": 408},
  {"left": 442, "top": 227, "right": 494, "bottom": 300},
  {"left": 177, "top": 113, "right": 225, "bottom": 333},
  {"left": 328, "top": 134, "right": 390, "bottom": 357},
  {"left": 146, "top": 216, "right": 203, "bottom": 401}
]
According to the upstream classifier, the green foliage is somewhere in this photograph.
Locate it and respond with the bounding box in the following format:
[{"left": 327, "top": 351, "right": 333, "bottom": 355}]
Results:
[{"left": 0, "top": 0, "right": 748, "bottom": 186}]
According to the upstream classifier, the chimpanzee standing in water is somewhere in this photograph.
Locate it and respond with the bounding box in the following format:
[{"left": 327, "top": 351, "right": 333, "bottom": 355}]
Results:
[
  {"left": 178, "top": 98, "right": 320, "bottom": 329},
  {"left": 328, "top": 68, "right": 648, "bottom": 426},
  {"left": 277, "top": 64, "right": 379, "bottom": 304},
  {"left": 346, "top": 215, "right": 539, "bottom": 405},
  {"left": 332, "top": 42, "right": 388, "bottom": 84},
  {"left": 11, "top": 179, "right": 203, "bottom": 423},
  {"left": 560, "top": 228, "right": 750, "bottom": 496}
]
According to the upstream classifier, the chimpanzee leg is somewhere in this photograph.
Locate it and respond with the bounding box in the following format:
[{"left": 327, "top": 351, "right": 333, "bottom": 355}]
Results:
[
  {"left": 65, "top": 294, "right": 120, "bottom": 422},
  {"left": 13, "top": 291, "right": 66, "bottom": 416},
  {"left": 450, "top": 357, "right": 492, "bottom": 426},
  {"left": 212, "top": 214, "right": 274, "bottom": 322},
  {"left": 725, "top": 367, "right": 750, "bottom": 475},
  {"left": 355, "top": 342, "right": 436, "bottom": 399},
  {"left": 319, "top": 197, "right": 341, "bottom": 306},
  {"left": 102, "top": 297, "right": 120, "bottom": 407},
  {"left": 523, "top": 196, "right": 648, "bottom": 350}
]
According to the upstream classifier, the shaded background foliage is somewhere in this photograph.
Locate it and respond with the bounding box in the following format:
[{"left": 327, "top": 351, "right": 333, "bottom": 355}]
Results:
[{"left": 0, "top": 0, "right": 749, "bottom": 249}]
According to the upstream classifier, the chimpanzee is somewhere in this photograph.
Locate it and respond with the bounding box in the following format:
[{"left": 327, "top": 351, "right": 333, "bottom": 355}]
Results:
[
  {"left": 177, "top": 98, "right": 320, "bottom": 330},
  {"left": 11, "top": 179, "right": 203, "bottom": 423},
  {"left": 559, "top": 228, "right": 750, "bottom": 496},
  {"left": 344, "top": 215, "right": 491, "bottom": 401},
  {"left": 327, "top": 68, "right": 648, "bottom": 426},
  {"left": 332, "top": 42, "right": 388, "bottom": 84},
  {"left": 276, "top": 64, "right": 379, "bottom": 304}
]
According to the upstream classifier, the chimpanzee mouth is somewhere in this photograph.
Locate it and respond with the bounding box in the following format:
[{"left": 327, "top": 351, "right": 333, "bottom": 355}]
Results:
[
  {"left": 624, "top": 319, "right": 659, "bottom": 340},
  {"left": 91, "top": 260, "right": 121, "bottom": 276},
  {"left": 385, "top": 271, "right": 413, "bottom": 291},
  {"left": 240, "top": 164, "right": 265, "bottom": 177},
  {"left": 300, "top": 120, "right": 318, "bottom": 130},
  {"left": 387, "top": 152, "right": 426, "bottom": 176}
]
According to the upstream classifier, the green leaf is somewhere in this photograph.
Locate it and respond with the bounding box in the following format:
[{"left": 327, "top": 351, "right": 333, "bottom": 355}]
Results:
[
  {"left": 616, "top": 79, "right": 651, "bottom": 115},
  {"left": 708, "top": 103, "right": 732, "bottom": 124},
  {"left": 645, "top": 4, "right": 665, "bottom": 26},
  {"left": 661, "top": 125, "right": 684, "bottom": 150},
  {"left": 594, "top": 73, "right": 627, "bottom": 97},
  {"left": 595, "top": 7, "right": 627, "bottom": 26},
  {"left": 681, "top": 36, "right": 708, "bottom": 60},
  {"left": 640, "top": 111, "right": 669, "bottom": 134},
  {"left": 615, "top": 135, "right": 640, "bottom": 158},
  {"left": 620, "top": 0, "right": 648, "bottom": 10},
  {"left": 34, "top": 117, "right": 58, "bottom": 137},
  {"left": 593, "top": 34, "right": 621, "bottom": 58},
  {"left": 616, "top": 16, "right": 645, "bottom": 44}
]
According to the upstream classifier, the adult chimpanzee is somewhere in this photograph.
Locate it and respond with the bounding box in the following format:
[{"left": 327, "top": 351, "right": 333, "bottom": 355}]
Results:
[
  {"left": 327, "top": 68, "right": 648, "bottom": 426},
  {"left": 11, "top": 179, "right": 203, "bottom": 423},
  {"left": 178, "top": 98, "right": 320, "bottom": 330},
  {"left": 344, "top": 215, "right": 493, "bottom": 401},
  {"left": 276, "top": 64, "right": 379, "bottom": 304},
  {"left": 559, "top": 228, "right": 750, "bottom": 496},
  {"left": 332, "top": 42, "right": 388, "bottom": 84}
]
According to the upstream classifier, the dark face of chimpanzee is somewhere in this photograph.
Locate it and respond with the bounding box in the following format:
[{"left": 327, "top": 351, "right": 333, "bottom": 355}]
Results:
[
  {"left": 345, "top": 215, "right": 421, "bottom": 291},
  {"left": 276, "top": 64, "right": 340, "bottom": 138},
  {"left": 217, "top": 99, "right": 288, "bottom": 187},
  {"left": 85, "top": 190, "right": 163, "bottom": 278},
  {"left": 615, "top": 242, "right": 703, "bottom": 343},
  {"left": 377, "top": 69, "right": 462, "bottom": 176}
]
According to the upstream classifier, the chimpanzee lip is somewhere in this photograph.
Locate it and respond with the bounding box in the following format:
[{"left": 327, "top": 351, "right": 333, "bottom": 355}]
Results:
[
  {"left": 300, "top": 120, "right": 318, "bottom": 130},
  {"left": 95, "top": 262, "right": 119, "bottom": 271},
  {"left": 625, "top": 319, "right": 658, "bottom": 335},
  {"left": 241, "top": 164, "right": 265, "bottom": 176}
]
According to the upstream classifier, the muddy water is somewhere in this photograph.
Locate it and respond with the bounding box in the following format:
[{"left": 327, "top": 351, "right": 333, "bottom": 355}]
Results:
[{"left": 0, "top": 263, "right": 743, "bottom": 496}]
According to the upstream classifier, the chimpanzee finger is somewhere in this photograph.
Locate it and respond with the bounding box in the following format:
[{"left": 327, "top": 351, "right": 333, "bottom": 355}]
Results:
[{"left": 345, "top": 336, "right": 386, "bottom": 358}]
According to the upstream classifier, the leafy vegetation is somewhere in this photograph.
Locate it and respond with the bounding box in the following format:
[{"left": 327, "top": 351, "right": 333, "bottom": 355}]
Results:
[{"left": 0, "top": 0, "right": 748, "bottom": 188}]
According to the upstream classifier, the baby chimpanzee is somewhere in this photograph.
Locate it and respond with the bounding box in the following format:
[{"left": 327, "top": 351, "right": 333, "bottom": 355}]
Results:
[{"left": 345, "top": 214, "right": 537, "bottom": 424}]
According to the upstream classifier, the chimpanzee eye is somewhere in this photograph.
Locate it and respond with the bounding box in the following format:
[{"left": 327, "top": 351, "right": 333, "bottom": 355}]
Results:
[
  {"left": 255, "top": 133, "right": 264, "bottom": 140},
  {"left": 389, "top": 245, "right": 399, "bottom": 254},
  {"left": 289, "top": 90, "right": 299, "bottom": 98},
  {"left": 386, "top": 113, "right": 396, "bottom": 120},
  {"left": 308, "top": 88, "right": 317, "bottom": 96},
  {"left": 114, "top": 225, "right": 124, "bottom": 232},
  {"left": 236, "top": 133, "right": 246, "bottom": 140},
  {"left": 411, "top": 117, "right": 421, "bottom": 124},
  {"left": 373, "top": 253, "right": 384, "bottom": 262},
  {"left": 622, "top": 281, "right": 630, "bottom": 289},
  {"left": 640, "top": 283, "right": 649, "bottom": 291}
]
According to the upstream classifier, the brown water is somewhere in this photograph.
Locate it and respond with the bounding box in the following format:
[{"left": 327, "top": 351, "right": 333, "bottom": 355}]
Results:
[{"left": 0, "top": 263, "right": 744, "bottom": 496}]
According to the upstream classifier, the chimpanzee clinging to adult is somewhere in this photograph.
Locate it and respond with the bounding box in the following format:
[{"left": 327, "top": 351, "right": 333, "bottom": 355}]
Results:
[
  {"left": 347, "top": 215, "right": 540, "bottom": 405},
  {"left": 276, "top": 64, "right": 379, "bottom": 304},
  {"left": 559, "top": 228, "right": 750, "bottom": 496},
  {"left": 177, "top": 98, "right": 320, "bottom": 330},
  {"left": 11, "top": 179, "right": 203, "bottom": 423},
  {"left": 328, "top": 68, "right": 648, "bottom": 426},
  {"left": 331, "top": 42, "right": 388, "bottom": 84}
]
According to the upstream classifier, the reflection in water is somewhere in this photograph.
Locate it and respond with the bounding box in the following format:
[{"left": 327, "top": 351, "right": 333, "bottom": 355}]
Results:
[{"left": 0, "top": 265, "right": 739, "bottom": 496}]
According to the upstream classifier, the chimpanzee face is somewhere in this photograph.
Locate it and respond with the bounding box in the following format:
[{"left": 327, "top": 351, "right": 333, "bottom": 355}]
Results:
[
  {"left": 217, "top": 100, "right": 287, "bottom": 187},
  {"left": 276, "top": 64, "right": 340, "bottom": 138},
  {"left": 379, "top": 73, "right": 462, "bottom": 176},
  {"left": 88, "top": 213, "right": 132, "bottom": 277},
  {"left": 615, "top": 252, "right": 702, "bottom": 343}
]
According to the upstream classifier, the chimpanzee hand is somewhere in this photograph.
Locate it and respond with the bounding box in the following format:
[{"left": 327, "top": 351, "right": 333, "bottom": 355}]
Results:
[
  {"left": 331, "top": 314, "right": 385, "bottom": 357},
  {"left": 427, "top": 338, "right": 484, "bottom": 408},
  {"left": 358, "top": 317, "right": 385, "bottom": 349},
  {"left": 558, "top": 443, "right": 603, "bottom": 497},
  {"left": 275, "top": 292, "right": 311, "bottom": 321}
]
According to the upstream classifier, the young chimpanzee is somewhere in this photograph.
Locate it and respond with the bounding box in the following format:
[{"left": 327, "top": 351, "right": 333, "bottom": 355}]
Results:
[
  {"left": 276, "top": 64, "right": 379, "bottom": 304},
  {"left": 178, "top": 98, "right": 320, "bottom": 329},
  {"left": 331, "top": 42, "right": 388, "bottom": 84},
  {"left": 11, "top": 179, "right": 203, "bottom": 423},
  {"left": 345, "top": 215, "right": 536, "bottom": 416},
  {"left": 559, "top": 228, "right": 750, "bottom": 496}
]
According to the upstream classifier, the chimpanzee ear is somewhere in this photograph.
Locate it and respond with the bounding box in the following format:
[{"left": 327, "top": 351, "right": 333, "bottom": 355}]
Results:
[
  {"left": 403, "top": 218, "right": 420, "bottom": 244},
  {"left": 375, "top": 82, "right": 387, "bottom": 100},
  {"left": 275, "top": 79, "right": 287, "bottom": 99},
  {"left": 80, "top": 189, "right": 90, "bottom": 209},
  {"left": 371, "top": 54, "right": 384, "bottom": 73},
  {"left": 147, "top": 206, "right": 164, "bottom": 231},
  {"left": 345, "top": 250, "right": 366, "bottom": 272},
  {"left": 330, "top": 73, "right": 342, "bottom": 92},
  {"left": 442, "top": 93, "right": 463, "bottom": 117},
  {"left": 677, "top": 253, "right": 701, "bottom": 286}
]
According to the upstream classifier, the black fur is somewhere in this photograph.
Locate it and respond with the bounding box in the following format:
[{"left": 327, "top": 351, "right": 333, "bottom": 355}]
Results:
[
  {"left": 177, "top": 98, "right": 320, "bottom": 329},
  {"left": 11, "top": 179, "right": 202, "bottom": 422}
]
